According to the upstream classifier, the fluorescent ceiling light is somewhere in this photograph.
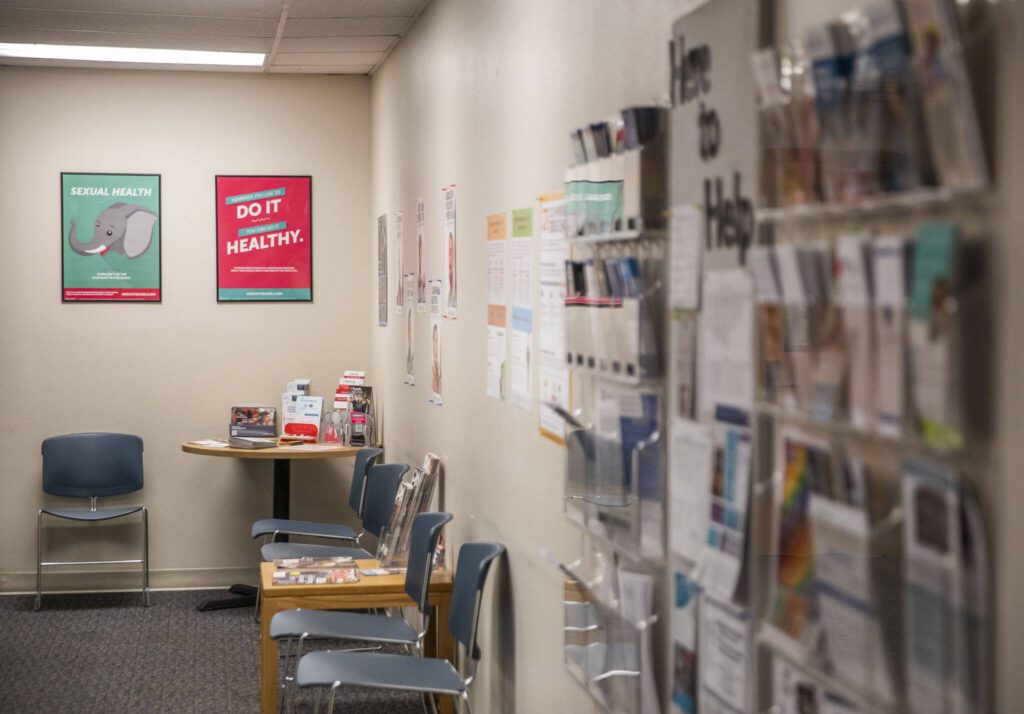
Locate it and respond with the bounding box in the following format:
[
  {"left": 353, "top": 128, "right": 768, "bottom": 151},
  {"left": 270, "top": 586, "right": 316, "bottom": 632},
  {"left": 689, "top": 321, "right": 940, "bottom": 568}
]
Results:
[{"left": 0, "top": 43, "right": 265, "bottom": 66}]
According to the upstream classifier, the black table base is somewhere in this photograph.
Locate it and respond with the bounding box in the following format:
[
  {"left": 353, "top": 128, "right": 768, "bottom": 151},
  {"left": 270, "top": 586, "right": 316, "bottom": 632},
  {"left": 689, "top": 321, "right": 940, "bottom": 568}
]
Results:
[{"left": 196, "top": 459, "right": 291, "bottom": 612}]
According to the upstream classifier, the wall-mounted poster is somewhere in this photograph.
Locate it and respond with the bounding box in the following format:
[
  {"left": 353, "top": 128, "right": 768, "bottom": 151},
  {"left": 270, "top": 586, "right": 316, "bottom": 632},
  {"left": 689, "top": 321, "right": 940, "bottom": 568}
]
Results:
[
  {"left": 443, "top": 185, "right": 457, "bottom": 319},
  {"left": 377, "top": 213, "right": 388, "bottom": 325},
  {"left": 215, "top": 175, "right": 312, "bottom": 302},
  {"left": 61, "top": 172, "right": 161, "bottom": 302}
]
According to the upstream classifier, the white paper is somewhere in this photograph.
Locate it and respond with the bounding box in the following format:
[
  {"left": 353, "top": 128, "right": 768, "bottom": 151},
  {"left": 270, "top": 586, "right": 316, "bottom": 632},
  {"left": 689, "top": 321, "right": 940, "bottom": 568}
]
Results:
[
  {"left": 510, "top": 224, "right": 533, "bottom": 308},
  {"left": 669, "top": 418, "right": 713, "bottom": 564},
  {"left": 416, "top": 197, "right": 427, "bottom": 312},
  {"left": 377, "top": 213, "right": 387, "bottom": 326},
  {"left": 428, "top": 279, "right": 443, "bottom": 405},
  {"left": 670, "top": 205, "right": 703, "bottom": 310},
  {"left": 698, "top": 597, "right": 751, "bottom": 713},
  {"left": 404, "top": 273, "right": 416, "bottom": 386},
  {"left": 539, "top": 196, "right": 569, "bottom": 443},
  {"left": 509, "top": 307, "right": 532, "bottom": 411},
  {"left": 486, "top": 213, "right": 508, "bottom": 400},
  {"left": 697, "top": 268, "right": 755, "bottom": 421},
  {"left": 190, "top": 439, "right": 228, "bottom": 447},
  {"left": 443, "top": 185, "right": 457, "bottom": 319},
  {"left": 873, "top": 236, "right": 906, "bottom": 435}
]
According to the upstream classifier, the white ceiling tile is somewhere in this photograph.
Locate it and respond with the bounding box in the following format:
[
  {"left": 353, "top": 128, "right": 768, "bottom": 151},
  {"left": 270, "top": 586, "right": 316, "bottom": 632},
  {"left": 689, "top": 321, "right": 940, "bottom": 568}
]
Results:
[
  {"left": 283, "top": 16, "right": 409, "bottom": 37},
  {"left": 272, "top": 51, "right": 381, "bottom": 66},
  {"left": 286, "top": 0, "right": 427, "bottom": 19},
  {"left": 0, "top": 27, "right": 273, "bottom": 52},
  {"left": 0, "top": 1, "right": 284, "bottom": 18},
  {"left": 275, "top": 36, "right": 394, "bottom": 53},
  {"left": 267, "top": 64, "right": 374, "bottom": 74},
  {"left": 0, "top": 8, "right": 278, "bottom": 37}
]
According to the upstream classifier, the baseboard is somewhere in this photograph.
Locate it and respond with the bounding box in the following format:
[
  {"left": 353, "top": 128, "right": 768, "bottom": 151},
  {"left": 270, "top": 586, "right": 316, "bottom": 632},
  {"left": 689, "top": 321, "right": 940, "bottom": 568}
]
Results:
[{"left": 0, "top": 566, "right": 259, "bottom": 594}]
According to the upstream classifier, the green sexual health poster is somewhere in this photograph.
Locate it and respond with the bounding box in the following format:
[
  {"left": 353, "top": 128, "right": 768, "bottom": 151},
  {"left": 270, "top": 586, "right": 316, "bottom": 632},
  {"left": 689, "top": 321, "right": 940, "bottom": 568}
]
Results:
[{"left": 61, "top": 172, "right": 161, "bottom": 302}]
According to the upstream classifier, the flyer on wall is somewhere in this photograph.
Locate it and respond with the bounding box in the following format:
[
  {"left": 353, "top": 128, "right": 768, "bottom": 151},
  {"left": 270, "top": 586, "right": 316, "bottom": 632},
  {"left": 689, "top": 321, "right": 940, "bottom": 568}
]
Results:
[
  {"left": 428, "top": 279, "right": 443, "bottom": 405},
  {"left": 416, "top": 197, "right": 427, "bottom": 312},
  {"left": 61, "top": 172, "right": 161, "bottom": 302},
  {"left": 395, "top": 210, "right": 404, "bottom": 315},
  {"left": 215, "top": 175, "right": 311, "bottom": 302},
  {"left": 538, "top": 193, "right": 569, "bottom": 443},
  {"left": 486, "top": 212, "right": 507, "bottom": 400},
  {"left": 404, "top": 273, "right": 416, "bottom": 386},
  {"left": 377, "top": 213, "right": 388, "bottom": 326},
  {"left": 443, "top": 185, "right": 457, "bottom": 319},
  {"left": 508, "top": 207, "right": 533, "bottom": 412}
]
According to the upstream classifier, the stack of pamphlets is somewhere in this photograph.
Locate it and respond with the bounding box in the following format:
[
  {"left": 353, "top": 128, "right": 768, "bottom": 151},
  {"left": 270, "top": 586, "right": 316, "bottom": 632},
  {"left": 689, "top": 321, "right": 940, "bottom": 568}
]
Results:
[{"left": 270, "top": 556, "right": 359, "bottom": 586}]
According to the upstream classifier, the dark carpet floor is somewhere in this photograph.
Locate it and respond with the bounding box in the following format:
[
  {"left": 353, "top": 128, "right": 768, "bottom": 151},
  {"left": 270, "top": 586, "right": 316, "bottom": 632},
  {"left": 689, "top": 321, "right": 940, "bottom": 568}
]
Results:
[{"left": 0, "top": 590, "right": 428, "bottom": 713}]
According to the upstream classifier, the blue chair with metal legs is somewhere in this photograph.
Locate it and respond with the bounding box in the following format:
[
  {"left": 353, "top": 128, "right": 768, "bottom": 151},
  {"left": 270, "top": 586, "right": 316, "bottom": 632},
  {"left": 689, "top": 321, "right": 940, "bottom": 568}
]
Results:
[
  {"left": 36, "top": 433, "right": 150, "bottom": 611},
  {"left": 252, "top": 447, "right": 383, "bottom": 544},
  {"left": 292, "top": 541, "right": 506, "bottom": 714},
  {"left": 271, "top": 511, "right": 453, "bottom": 710},
  {"left": 261, "top": 463, "right": 408, "bottom": 563}
]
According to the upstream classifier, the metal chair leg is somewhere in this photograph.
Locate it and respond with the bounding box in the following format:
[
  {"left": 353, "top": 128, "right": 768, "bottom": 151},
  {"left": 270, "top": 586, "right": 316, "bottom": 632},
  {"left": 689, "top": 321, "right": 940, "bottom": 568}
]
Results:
[
  {"left": 326, "top": 684, "right": 339, "bottom": 714},
  {"left": 313, "top": 687, "right": 322, "bottom": 713},
  {"left": 34, "top": 510, "right": 43, "bottom": 611},
  {"left": 142, "top": 507, "right": 150, "bottom": 607},
  {"left": 460, "top": 690, "right": 472, "bottom": 714}
]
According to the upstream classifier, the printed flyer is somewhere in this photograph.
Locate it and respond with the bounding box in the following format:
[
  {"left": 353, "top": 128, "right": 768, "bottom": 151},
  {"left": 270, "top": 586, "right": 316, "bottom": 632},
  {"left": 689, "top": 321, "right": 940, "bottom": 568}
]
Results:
[
  {"left": 486, "top": 212, "right": 507, "bottom": 400},
  {"left": 215, "top": 175, "right": 311, "bottom": 301},
  {"left": 538, "top": 193, "right": 569, "bottom": 443},
  {"left": 428, "top": 279, "right": 443, "bottom": 405},
  {"left": 377, "top": 213, "right": 388, "bottom": 325},
  {"left": 443, "top": 185, "right": 457, "bottom": 319},
  {"left": 404, "top": 273, "right": 416, "bottom": 386},
  {"left": 395, "top": 210, "right": 404, "bottom": 315},
  {"left": 61, "top": 172, "right": 161, "bottom": 302},
  {"left": 509, "top": 207, "right": 533, "bottom": 412},
  {"left": 416, "top": 197, "right": 427, "bottom": 312}
]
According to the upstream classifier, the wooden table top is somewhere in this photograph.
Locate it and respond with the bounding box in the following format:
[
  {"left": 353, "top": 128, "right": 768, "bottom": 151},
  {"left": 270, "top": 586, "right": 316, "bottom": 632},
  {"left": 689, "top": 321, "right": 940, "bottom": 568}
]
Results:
[
  {"left": 181, "top": 441, "right": 362, "bottom": 460},
  {"left": 260, "top": 559, "right": 453, "bottom": 597}
]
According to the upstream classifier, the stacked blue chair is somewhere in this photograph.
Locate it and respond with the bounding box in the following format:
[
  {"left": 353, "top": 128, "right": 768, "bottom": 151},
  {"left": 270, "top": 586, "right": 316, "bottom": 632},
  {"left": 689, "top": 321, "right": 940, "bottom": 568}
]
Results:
[
  {"left": 294, "top": 541, "right": 506, "bottom": 714},
  {"left": 271, "top": 511, "right": 453, "bottom": 709}
]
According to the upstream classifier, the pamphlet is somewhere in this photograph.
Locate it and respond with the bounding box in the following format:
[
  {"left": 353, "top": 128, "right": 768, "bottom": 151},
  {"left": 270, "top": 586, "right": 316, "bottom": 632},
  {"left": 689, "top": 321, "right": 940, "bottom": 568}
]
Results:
[
  {"left": 229, "top": 406, "right": 276, "bottom": 437},
  {"left": 698, "top": 597, "right": 751, "bottom": 713},
  {"left": 281, "top": 394, "right": 323, "bottom": 441},
  {"left": 273, "top": 556, "right": 354, "bottom": 569},
  {"left": 872, "top": 235, "right": 907, "bottom": 436},
  {"left": 837, "top": 233, "right": 875, "bottom": 429},
  {"left": 671, "top": 572, "right": 700, "bottom": 714},
  {"left": 271, "top": 568, "right": 359, "bottom": 586}
]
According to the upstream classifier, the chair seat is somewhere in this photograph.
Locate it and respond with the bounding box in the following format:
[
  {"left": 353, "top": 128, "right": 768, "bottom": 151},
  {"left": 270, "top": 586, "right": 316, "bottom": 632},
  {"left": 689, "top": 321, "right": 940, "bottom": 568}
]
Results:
[
  {"left": 262, "top": 542, "right": 372, "bottom": 562},
  {"left": 296, "top": 650, "right": 465, "bottom": 695},
  {"left": 271, "top": 609, "right": 418, "bottom": 644},
  {"left": 251, "top": 518, "right": 358, "bottom": 541},
  {"left": 41, "top": 505, "right": 143, "bottom": 522}
]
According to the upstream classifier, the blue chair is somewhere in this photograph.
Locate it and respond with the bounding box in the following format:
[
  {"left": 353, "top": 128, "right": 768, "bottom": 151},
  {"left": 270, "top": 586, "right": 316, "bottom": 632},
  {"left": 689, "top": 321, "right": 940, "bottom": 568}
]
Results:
[
  {"left": 36, "top": 433, "right": 149, "bottom": 610},
  {"left": 252, "top": 447, "right": 383, "bottom": 544},
  {"left": 261, "top": 463, "right": 408, "bottom": 562},
  {"left": 294, "top": 541, "right": 506, "bottom": 714},
  {"left": 271, "top": 512, "right": 453, "bottom": 709}
]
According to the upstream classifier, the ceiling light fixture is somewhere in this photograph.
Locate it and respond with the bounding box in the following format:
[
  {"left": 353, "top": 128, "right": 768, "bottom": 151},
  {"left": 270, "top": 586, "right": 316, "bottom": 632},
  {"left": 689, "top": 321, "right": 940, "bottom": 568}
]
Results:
[{"left": 0, "top": 43, "right": 265, "bottom": 67}]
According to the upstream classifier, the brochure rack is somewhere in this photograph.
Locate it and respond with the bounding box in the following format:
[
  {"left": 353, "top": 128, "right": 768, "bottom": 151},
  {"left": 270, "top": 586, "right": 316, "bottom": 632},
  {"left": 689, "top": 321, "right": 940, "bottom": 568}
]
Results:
[{"left": 552, "top": 106, "right": 670, "bottom": 714}]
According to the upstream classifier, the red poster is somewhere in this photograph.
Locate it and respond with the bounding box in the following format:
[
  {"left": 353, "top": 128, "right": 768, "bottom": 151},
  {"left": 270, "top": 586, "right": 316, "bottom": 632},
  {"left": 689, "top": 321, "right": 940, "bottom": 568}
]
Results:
[{"left": 216, "top": 175, "right": 312, "bottom": 301}]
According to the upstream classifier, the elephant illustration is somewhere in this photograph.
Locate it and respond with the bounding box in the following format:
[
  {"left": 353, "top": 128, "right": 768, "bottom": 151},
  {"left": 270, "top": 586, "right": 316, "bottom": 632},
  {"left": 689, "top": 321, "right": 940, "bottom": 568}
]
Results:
[{"left": 68, "top": 202, "right": 157, "bottom": 259}]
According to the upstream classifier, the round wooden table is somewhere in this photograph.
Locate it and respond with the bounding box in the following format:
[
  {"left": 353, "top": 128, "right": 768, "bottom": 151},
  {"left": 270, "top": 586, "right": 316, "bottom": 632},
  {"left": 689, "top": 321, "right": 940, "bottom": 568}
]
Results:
[{"left": 181, "top": 441, "right": 363, "bottom": 611}]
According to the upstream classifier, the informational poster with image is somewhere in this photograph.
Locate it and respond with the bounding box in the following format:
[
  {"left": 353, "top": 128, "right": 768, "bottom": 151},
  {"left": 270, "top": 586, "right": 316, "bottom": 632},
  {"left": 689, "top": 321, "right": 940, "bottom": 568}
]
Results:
[
  {"left": 443, "top": 185, "right": 457, "bottom": 319},
  {"left": 428, "top": 279, "right": 443, "bottom": 405},
  {"left": 486, "top": 213, "right": 507, "bottom": 400},
  {"left": 672, "top": 572, "right": 700, "bottom": 714},
  {"left": 377, "top": 213, "right": 388, "bottom": 326},
  {"left": 61, "top": 172, "right": 161, "bottom": 302},
  {"left": 395, "top": 210, "right": 404, "bottom": 315},
  {"left": 509, "top": 208, "right": 534, "bottom": 412},
  {"left": 215, "top": 175, "right": 311, "bottom": 301},
  {"left": 404, "top": 273, "right": 416, "bottom": 386},
  {"left": 416, "top": 197, "right": 427, "bottom": 312},
  {"left": 538, "top": 194, "right": 569, "bottom": 443}
]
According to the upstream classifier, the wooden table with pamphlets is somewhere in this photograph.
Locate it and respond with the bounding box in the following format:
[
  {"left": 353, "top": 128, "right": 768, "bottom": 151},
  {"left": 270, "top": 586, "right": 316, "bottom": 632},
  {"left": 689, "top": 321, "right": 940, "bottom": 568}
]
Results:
[{"left": 259, "top": 559, "right": 455, "bottom": 714}]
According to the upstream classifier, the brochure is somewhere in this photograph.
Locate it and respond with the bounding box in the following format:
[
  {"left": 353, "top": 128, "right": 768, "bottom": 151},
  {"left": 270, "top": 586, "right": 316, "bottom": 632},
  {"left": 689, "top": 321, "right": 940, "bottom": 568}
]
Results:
[
  {"left": 229, "top": 406, "right": 276, "bottom": 437},
  {"left": 270, "top": 568, "right": 360, "bottom": 586}
]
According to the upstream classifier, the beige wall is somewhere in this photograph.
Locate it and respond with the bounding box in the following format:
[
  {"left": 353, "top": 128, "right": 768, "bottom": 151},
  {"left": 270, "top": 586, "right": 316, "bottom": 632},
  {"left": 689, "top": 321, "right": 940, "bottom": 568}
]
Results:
[
  {"left": 369, "top": 1, "right": 701, "bottom": 712},
  {"left": 0, "top": 67, "right": 372, "bottom": 590}
]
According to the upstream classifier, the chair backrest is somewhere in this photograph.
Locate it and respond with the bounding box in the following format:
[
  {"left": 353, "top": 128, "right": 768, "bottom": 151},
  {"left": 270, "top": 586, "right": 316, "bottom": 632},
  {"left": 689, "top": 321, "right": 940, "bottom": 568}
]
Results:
[
  {"left": 41, "top": 433, "right": 144, "bottom": 498},
  {"left": 348, "top": 447, "right": 384, "bottom": 517},
  {"left": 448, "top": 542, "right": 506, "bottom": 661},
  {"left": 405, "top": 511, "right": 453, "bottom": 613},
  {"left": 361, "top": 463, "right": 408, "bottom": 537}
]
